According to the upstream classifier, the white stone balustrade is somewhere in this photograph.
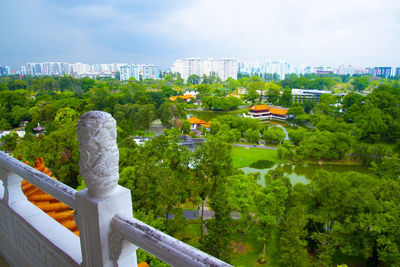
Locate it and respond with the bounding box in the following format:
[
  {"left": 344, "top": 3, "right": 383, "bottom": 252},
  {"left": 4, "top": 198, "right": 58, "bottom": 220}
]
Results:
[{"left": 0, "top": 111, "right": 232, "bottom": 267}]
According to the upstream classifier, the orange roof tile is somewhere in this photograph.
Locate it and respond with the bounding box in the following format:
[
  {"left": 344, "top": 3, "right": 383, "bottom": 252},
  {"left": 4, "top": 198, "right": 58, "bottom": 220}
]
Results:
[
  {"left": 20, "top": 157, "right": 79, "bottom": 236},
  {"left": 188, "top": 117, "right": 206, "bottom": 124},
  {"left": 248, "top": 104, "right": 269, "bottom": 111},
  {"left": 181, "top": 94, "right": 195, "bottom": 100},
  {"left": 138, "top": 262, "right": 149, "bottom": 267},
  {"left": 170, "top": 95, "right": 195, "bottom": 101},
  {"left": 269, "top": 107, "right": 288, "bottom": 115},
  {"left": 187, "top": 117, "right": 210, "bottom": 128}
]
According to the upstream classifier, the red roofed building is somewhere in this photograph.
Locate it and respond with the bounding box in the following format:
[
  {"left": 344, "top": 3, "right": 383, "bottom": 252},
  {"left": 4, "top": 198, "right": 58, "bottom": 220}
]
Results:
[{"left": 248, "top": 104, "right": 288, "bottom": 120}]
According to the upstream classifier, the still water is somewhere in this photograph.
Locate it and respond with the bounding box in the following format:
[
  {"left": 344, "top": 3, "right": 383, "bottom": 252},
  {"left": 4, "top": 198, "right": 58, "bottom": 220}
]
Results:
[{"left": 241, "top": 163, "right": 372, "bottom": 187}]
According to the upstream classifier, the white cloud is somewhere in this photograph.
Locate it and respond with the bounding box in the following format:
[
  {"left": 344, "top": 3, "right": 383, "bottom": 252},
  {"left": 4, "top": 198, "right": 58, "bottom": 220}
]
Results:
[
  {"left": 157, "top": 0, "right": 400, "bottom": 65},
  {"left": 2, "top": 0, "right": 400, "bottom": 67}
]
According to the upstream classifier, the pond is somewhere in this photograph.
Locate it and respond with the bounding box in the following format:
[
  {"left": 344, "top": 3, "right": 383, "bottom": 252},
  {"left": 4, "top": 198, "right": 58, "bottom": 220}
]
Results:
[{"left": 241, "top": 163, "right": 372, "bottom": 187}]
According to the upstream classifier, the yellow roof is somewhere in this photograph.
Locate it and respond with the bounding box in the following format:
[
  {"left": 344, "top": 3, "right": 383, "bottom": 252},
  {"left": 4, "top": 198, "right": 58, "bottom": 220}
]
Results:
[
  {"left": 248, "top": 104, "right": 268, "bottom": 111},
  {"left": 187, "top": 117, "right": 210, "bottom": 128},
  {"left": 170, "top": 95, "right": 195, "bottom": 101},
  {"left": 20, "top": 157, "right": 79, "bottom": 236},
  {"left": 248, "top": 105, "right": 288, "bottom": 115},
  {"left": 188, "top": 117, "right": 206, "bottom": 124},
  {"left": 269, "top": 107, "right": 288, "bottom": 115}
]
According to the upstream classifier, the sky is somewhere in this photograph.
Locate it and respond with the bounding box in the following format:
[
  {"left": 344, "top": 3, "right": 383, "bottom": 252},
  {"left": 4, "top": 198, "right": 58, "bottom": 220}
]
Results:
[{"left": 1, "top": 0, "right": 400, "bottom": 69}]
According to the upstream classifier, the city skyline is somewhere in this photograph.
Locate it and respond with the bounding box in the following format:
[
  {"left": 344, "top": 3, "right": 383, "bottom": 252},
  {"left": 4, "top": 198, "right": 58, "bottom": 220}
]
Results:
[
  {"left": 1, "top": 0, "right": 400, "bottom": 69},
  {"left": 3, "top": 59, "right": 398, "bottom": 80}
]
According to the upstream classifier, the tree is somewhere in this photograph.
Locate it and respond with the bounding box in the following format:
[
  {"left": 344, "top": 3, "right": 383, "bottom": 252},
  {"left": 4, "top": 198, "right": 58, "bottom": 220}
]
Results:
[
  {"left": 194, "top": 137, "right": 233, "bottom": 241},
  {"left": 296, "top": 130, "right": 353, "bottom": 160},
  {"left": 159, "top": 101, "right": 184, "bottom": 127},
  {"left": 14, "top": 120, "right": 81, "bottom": 188},
  {"left": 371, "top": 156, "right": 400, "bottom": 182},
  {"left": 247, "top": 81, "right": 265, "bottom": 101},
  {"left": 315, "top": 94, "right": 339, "bottom": 116},
  {"left": 353, "top": 144, "right": 393, "bottom": 166},
  {"left": 227, "top": 174, "right": 258, "bottom": 240},
  {"left": 187, "top": 74, "right": 201, "bottom": 85},
  {"left": 201, "top": 96, "right": 242, "bottom": 110},
  {"left": 0, "top": 118, "right": 11, "bottom": 131},
  {"left": 255, "top": 178, "right": 288, "bottom": 263},
  {"left": 354, "top": 104, "right": 388, "bottom": 141},
  {"left": 342, "top": 92, "right": 363, "bottom": 111},
  {"left": 277, "top": 141, "right": 296, "bottom": 160},
  {"left": 262, "top": 127, "right": 285, "bottom": 144},
  {"left": 203, "top": 182, "right": 233, "bottom": 262},
  {"left": 287, "top": 104, "right": 306, "bottom": 124},
  {"left": 181, "top": 120, "right": 190, "bottom": 134},
  {"left": 225, "top": 77, "right": 240, "bottom": 90},
  {"left": 54, "top": 107, "right": 78, "bottom": 123},
  {"left": 307, "top": 170, "right": 400, "bottom": 266},
  {"left": 351, "top": 76, "right": 369, "bottom": 91},
  {"left": 216, "top": 125, "right": 241, "bottom": 143},
  {"left": 281, "top": 89, "right": 293, "bottom": 107},
  {"left": 245, "top": 128, "right": 260, "bottom": 144},
  {"left": 10, "top": 105, "right": 30, "bottom": 127},
  {"left": 265, "top": 82, "right": 281, "bottom": 103},
  {"left": 242, "top": 89, "right": 259, "bottom": 104},
  {"left": 278, "top": 206, "right": 311, "bottom": 266},
  {"left": 0, "top": 131, "right": 19, "bottom": 152}
]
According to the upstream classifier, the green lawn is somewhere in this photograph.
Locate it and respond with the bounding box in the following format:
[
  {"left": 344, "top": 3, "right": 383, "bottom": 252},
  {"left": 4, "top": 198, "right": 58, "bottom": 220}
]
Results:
[
  {"left": 230, "top": 227, "right": 280, "bottom": 267},
  {"left": 232, "top": 146, "right": 286, "bottom": 168}
]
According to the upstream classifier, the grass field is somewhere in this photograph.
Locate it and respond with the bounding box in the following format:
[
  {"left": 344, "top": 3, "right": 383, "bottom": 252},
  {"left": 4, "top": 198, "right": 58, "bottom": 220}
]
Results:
[
  {"left": 231, "top": 146, "right": 286, "bottom": 168},
  {"left": 175, "top": 221, "right": 277, "bottom": 266}
]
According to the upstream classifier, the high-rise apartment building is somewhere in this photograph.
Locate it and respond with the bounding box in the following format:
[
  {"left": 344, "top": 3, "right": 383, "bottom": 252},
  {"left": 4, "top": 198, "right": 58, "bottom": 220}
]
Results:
[
  {"left": 239, "top": 60, "right": 292, "bottom": 79},
  {"left": 370, "top": 67, "right": 392, "bottom": 78},
  {"left": 119, "top": 64, "right": 159, "bottom": 81},
  {"left": 338, "top": 65, "right": 355, "bottom": 75},
  {"left": 171, "top": 58, "right": 238, "bottom": 81},
  {"left": 120, "top": 65, "right": 140, "bottom": 80},
  {"left": 0, "top": 65, "right": 11, "bottom": 76},
  {"left": 142, "top": 65, "right": 159, "bottom": 80},
  {"left": 395, "top": 67, "right": 400, "bottom": 76}
]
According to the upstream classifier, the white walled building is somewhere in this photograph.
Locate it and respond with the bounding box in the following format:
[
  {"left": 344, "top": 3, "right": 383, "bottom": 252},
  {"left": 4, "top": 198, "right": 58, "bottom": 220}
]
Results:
[
  {"left": 119, "top": 64, "right": 159, "bottom": 81},
  {"left": 120, "top": 65, "right": 140, "bottom": 80},
  {"left": 292, "top": 88, "right": 332, "bottom": 103},
  {"left": 171, "top": 58, "right": 238, "bottom": 82}
]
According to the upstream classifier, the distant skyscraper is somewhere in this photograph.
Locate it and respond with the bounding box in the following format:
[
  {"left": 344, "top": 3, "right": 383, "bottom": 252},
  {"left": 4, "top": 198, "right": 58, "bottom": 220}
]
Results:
[
  {"left": 171, "top": 58, "right": 238, "bottom": 81},
  {"left": 142, "top": 65, "right": 159, "bottom": 80},
  {"left": 370, "top": 67, "right": 392, "bottom": 78},
  {"left": 239, "top": 59, "right": 293, "bottom": 79},
  {"left": 120, "top": 65, "right": 140, "bottom": 80},
  {"left": 0, "top": 65, "right": 10, "bottom": 76},
  {"left": 338, "top": 65, "right": 355, "bottom": 75},
  {"left": 119, "top": 64, "right": 159, "bottom": 80},
  {"left": 395, "top": 67, "right": 400, "bottom": 76}
]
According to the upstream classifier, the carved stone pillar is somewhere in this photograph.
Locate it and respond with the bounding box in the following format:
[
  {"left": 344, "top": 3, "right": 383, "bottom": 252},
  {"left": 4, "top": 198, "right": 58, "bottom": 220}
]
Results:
[{"left": 75, "top": 111, "right": 137, "bottom": 267}]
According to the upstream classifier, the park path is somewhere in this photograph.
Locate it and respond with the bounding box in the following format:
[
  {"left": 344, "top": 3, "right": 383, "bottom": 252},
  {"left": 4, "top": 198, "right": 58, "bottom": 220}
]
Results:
[{"left": 233, "top": 143, "right": 277, "bottom": 150}]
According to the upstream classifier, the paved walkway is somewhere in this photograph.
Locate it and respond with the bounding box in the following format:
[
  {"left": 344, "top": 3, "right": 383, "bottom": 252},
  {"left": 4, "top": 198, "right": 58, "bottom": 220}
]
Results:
[{"left": 233, "top": 143, "right": 277, "bottom": 150}]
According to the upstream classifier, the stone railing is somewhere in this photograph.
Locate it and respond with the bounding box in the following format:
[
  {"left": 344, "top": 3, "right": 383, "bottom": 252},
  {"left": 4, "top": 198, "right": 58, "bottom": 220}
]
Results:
[{"left": 0, "top": 111, "right": 231, "bottom": 267}]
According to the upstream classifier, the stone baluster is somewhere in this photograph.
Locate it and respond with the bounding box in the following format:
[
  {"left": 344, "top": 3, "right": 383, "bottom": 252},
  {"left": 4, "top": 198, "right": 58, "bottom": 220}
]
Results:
[
  {"left": 75, "top": 111, "right": 137, "bottom": 267},
  {"left": 0, "top": 167, "right": 25, "bottom": 206}
]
